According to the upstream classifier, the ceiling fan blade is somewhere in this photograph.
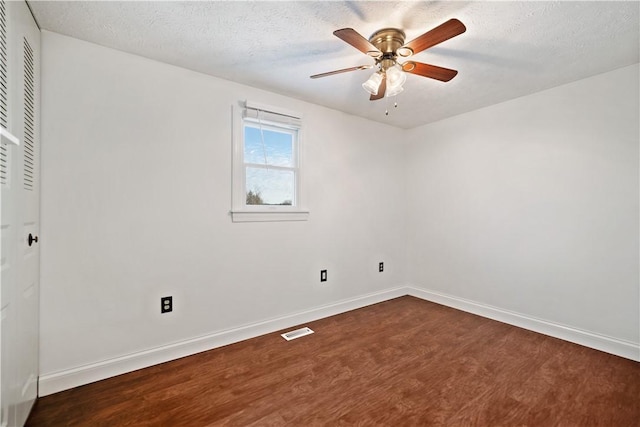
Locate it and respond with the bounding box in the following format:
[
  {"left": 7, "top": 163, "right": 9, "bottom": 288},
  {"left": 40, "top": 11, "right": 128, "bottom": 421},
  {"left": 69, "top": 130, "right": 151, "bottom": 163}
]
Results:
[
  {"left": 370, "top": 76, "right": 386, "bottom": 101},
  {"left": 334, "top": 28, "right": 382, "bottom": 57},
  {"left": 310, "top": 65, "right": 373, "bottom": 79},
  {"left": 400, "top": 19, "right": 466, "bottom": 56},
  {"left": 402, "top": 61, "right": 458, "bottom": 82}
]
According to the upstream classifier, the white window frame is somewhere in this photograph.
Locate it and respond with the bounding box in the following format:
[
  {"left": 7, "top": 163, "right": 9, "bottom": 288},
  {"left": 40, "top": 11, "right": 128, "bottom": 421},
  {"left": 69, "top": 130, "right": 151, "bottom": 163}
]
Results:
[{"left": 231, "top": 101, "right": 309, "bottom": 222}]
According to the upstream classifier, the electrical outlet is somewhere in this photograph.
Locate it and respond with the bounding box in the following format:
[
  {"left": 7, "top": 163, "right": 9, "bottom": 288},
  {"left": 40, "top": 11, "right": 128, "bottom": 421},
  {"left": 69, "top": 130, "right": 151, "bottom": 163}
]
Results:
[
  {"left": 320, "top": 270, "right": 327, "bottom": 282},
  {"left": 379, "top": 262, "right": 384, "bottom": 272},
  {"left": 161, "top": 296, "right": 173, "bottom": 313}
]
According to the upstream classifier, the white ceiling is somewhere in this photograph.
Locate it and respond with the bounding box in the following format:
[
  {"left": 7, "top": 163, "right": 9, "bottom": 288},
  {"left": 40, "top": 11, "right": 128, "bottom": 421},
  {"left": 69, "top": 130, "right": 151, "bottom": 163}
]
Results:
[{"left": 28, "top": 1, "right": 639, "bottom": 129}]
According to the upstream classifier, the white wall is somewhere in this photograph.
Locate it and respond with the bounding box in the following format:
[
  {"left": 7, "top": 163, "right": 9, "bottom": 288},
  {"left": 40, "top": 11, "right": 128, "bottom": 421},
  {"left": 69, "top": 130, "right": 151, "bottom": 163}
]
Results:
[
  {"left": 39, "top": 31, "right": 407, "bottom": 382},
  {"left": 406, "top": 64, "right": 639, "bottom": 345}
]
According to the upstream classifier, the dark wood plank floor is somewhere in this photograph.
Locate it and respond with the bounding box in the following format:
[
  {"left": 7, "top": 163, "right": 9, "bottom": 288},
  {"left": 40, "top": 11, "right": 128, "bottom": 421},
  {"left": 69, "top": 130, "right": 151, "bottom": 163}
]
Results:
[{"left": 27, "top": 296, "right": 639, "bottom": 426}]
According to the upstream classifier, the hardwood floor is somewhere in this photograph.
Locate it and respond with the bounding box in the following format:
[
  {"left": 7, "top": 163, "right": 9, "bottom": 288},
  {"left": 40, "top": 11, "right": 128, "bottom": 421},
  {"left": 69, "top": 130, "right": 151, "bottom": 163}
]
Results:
[{"left": 27, "top": 296, "right": 639, "bottom": 426}]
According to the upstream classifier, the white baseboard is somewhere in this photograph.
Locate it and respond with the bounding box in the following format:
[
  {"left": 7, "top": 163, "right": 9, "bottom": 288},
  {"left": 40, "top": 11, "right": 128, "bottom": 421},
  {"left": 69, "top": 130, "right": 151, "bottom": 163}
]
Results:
[
  {"left": 406, "top": 286, "right": 640, "bottom": 362},
  {"left": 38, "top": 286, "right": 407, "bottom": 396}
]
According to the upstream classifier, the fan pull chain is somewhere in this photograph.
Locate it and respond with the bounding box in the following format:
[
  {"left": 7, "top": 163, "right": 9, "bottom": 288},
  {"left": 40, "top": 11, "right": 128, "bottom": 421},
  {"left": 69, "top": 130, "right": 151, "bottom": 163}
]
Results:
[{"left": 385, "top": 101, "right": 399, "bottom": 116}]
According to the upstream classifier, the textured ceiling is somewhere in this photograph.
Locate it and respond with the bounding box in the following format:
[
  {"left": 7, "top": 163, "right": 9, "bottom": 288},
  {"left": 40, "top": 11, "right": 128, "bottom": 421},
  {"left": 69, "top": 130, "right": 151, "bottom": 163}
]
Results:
[{"left": 29, "top": 1, "right": 640, "bottom": 129}]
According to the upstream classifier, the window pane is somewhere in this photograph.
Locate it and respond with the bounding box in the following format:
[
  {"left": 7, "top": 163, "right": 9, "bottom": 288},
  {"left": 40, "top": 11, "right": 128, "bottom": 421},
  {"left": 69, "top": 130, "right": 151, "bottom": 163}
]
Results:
[
  {"left": 244, "top": 126, "right": 294, "bottom": 167},
  {"left": 246, "top": 167, "right": 295, "bottom": 206}
]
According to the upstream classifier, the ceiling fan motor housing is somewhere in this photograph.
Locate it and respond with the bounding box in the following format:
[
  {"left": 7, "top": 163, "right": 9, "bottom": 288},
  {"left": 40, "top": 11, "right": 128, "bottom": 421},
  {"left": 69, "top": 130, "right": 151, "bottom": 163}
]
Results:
[
  {"left": 368, "top": 28, "right": 413, "bottom": 71},
  {"left": 368, "top": 28, "right": 406, "bottom": 54}
]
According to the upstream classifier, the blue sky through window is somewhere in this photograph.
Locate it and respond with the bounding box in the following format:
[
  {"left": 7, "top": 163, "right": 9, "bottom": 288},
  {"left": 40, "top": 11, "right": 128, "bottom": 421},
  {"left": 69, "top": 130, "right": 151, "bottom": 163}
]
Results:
[
  {"left": 244, "top": 125, "right": 296, "bottom": 205},
  {"left": 244, "top": 126, "right": 293, "bottom": 167}
]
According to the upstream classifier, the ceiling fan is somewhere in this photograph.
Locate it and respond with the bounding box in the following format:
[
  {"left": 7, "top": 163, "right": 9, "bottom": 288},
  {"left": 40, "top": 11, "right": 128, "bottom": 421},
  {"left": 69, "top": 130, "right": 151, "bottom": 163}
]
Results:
[{"left": 310, "top": 19, "right": 466, "bottom": 100}]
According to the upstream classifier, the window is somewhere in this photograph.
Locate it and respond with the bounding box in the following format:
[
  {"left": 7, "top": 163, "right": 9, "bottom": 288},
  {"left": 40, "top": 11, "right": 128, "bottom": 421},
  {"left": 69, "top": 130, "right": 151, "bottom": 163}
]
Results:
[
  {"left": 231, "top": 101, "right": 308, "bottom": 222},
  {"left": 244, "top": 123, "right": 296, "bottom": 206}
]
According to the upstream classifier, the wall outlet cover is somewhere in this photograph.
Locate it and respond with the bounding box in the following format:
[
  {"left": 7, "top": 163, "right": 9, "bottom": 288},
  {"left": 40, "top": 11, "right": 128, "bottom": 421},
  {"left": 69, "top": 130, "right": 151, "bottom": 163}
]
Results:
[{"left": 161, "top": 296, "right": 173, "bottom": 313}]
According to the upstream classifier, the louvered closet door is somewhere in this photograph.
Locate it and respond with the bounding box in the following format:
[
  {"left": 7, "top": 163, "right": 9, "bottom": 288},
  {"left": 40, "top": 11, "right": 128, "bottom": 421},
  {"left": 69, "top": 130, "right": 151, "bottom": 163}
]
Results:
[
  {"left": 0, "top": 0, "right": 16, "bottom": 425},
  {"left": 15, "top": 25, "right": 40, "bottom": 427},
  {"left": 0, "top": 1, "right": 40, "bottom": 426}
]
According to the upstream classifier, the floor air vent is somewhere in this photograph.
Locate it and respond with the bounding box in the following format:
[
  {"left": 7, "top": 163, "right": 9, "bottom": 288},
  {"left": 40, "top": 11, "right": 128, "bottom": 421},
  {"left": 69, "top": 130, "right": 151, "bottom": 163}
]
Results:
[{"left": 281, "top": 327, "right": 314, "bottom": 341}]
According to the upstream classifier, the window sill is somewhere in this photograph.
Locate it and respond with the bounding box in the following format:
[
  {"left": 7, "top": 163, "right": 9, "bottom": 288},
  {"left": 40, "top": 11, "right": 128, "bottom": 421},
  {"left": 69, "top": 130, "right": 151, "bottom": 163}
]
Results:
[{"left": 230, "top": 209, "right": 310, "bottom": 223}]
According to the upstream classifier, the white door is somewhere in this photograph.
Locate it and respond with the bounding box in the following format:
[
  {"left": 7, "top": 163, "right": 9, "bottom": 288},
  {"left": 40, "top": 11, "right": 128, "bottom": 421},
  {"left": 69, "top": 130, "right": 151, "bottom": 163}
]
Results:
[
  {"left": 0, "top": 0, "right": 19, "bottom": 424},
  {"left": 14, "top": 9, "right": 40, "bottom": 424},
  {"left": 0, "top": 0, "right": 40, "bottom": 425}
]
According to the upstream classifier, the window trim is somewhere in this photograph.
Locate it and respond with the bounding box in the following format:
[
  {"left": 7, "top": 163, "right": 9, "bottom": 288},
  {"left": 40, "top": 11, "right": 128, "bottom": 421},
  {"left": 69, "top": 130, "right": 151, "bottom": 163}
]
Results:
[{"left": 231, "top": 102, "right": 309, "bottom": 223}]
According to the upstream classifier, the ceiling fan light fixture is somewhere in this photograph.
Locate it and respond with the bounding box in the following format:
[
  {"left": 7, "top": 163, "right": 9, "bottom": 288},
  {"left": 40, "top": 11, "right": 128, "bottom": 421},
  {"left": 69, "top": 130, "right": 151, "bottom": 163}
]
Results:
[
  {"left": 386, "top": 64, "right": 406, "bottom": 89},
  {"left": 385, "top": 84, "right": 404, "bottom": 97},
  {"left": 362, "top": 72, "right": 383, "bottom": 95}
]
